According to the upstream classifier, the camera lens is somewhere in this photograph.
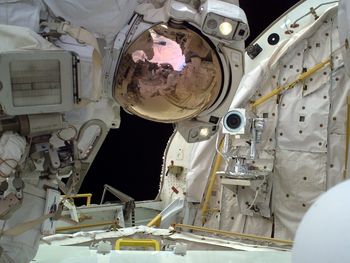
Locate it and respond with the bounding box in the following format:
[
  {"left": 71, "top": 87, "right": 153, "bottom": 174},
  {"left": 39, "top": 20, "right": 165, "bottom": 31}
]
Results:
[{"left": 226, "top": 113, "right": 242, "bottom": 129}]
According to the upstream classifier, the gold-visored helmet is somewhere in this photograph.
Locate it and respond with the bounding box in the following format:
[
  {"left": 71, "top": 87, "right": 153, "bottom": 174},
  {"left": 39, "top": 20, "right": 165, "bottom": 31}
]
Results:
[{"left": 114, "top": 22, "right": 222, "bottom": 123}]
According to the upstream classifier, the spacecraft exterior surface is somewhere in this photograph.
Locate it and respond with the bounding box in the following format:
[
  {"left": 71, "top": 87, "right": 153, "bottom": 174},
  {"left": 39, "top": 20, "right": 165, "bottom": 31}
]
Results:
[{"left": 0, "top": 0, "right": 349, "bottom": 262}]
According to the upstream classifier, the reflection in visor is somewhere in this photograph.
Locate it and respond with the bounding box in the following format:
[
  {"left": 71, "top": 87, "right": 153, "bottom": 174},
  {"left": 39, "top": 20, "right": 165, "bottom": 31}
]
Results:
[{"left": 114, "top": 23, "right": 222, "bottom": 122}]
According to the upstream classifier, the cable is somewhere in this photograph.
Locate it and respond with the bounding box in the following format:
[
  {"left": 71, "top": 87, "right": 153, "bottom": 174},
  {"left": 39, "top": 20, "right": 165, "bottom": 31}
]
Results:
[
  {"left": 215, "top": 132, "right": 229, "bottom": 165},
  {"left": 247, "top": 190, "right": 259, "bottom": 211},
  {"left": 247, "top": 174, "right": 267, "bottom": 211},
  {"left": 290, "top": 1, "right": 339, "bottom": 28}
]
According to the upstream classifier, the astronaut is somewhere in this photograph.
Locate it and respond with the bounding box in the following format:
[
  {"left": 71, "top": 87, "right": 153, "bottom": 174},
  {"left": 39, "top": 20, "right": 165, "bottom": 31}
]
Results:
[{"left": 0, "top": 0, "right": 248, "bottom": 262}]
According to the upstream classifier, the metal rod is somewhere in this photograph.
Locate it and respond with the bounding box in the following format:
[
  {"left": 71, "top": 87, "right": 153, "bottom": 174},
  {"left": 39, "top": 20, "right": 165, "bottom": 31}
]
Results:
[{"left": 61, "top": 193, "right": 92, "bottom": 206}]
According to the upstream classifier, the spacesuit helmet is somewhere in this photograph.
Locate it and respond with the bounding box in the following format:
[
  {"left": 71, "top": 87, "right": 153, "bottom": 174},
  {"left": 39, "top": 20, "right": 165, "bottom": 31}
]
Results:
[
  {"left": 109, "top": 0, "right": 249, "bottom": 142},
  {"left": 114, "top": 22, "right": 222, "bottom": 123}
]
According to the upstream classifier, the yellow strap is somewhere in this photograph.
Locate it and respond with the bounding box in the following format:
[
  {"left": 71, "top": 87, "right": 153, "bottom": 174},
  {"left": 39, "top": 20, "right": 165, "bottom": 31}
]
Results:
[
  {"left": 60, "top": 23, "right": 103, "bottom": 102},
  {"left": 1, "top": 201, "right": 64, "bottom": 236},
  {"left": 115, "top": 239, "right": 160, "bottom": 251},
  {"left": 251, "top": 58, "right": 331, "bottom": 108},
  {"left": 1, "top": 213, "right": 55, "bottom": 236},
  {"left": 61, "top": 23, "right": 101, "bottom": 56}
]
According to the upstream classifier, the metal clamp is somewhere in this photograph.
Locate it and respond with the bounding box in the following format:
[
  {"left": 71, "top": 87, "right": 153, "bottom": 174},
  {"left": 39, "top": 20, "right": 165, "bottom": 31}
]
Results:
[{"left": 40, "top": 21, "right": 70, "bottom": 35}]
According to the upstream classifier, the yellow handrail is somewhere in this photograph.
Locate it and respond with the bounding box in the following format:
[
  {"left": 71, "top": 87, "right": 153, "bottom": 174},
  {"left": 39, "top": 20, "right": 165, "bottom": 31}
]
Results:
[
  {"left": 115, "top": 239, "right": 160, "bottom": 251},
  {"left": 56, "top": 220, "right": 119, "bottom": 232},
  {"left": 61, "top": 193, "right": 92, "bottom": 206},
  {"left": 201, "top": 138, "right": 224, "bottom": 225},
  {"left": 174, "top": 224, "right": 293, "bottom": 246},
  {"left": 251, "top": 58, "right": 331, "bottom": 108}
]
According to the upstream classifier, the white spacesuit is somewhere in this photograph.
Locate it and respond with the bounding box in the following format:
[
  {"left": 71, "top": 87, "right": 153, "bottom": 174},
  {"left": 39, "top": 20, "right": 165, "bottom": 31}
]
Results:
[{"left": 0, "top": 0, "right": 248, "bottom": 262}]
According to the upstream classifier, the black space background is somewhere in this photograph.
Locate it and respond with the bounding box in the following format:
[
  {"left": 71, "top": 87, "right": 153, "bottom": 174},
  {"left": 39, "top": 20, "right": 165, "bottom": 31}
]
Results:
[{"left": 79, "top": 0, "right": 300, "bottom": 204}]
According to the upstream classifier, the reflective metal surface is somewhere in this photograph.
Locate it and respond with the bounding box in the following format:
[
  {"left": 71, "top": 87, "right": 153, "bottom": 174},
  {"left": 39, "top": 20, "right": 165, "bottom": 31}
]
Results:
[{"left": 114, "top": 23, "right": 222, "bottom": 122}]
